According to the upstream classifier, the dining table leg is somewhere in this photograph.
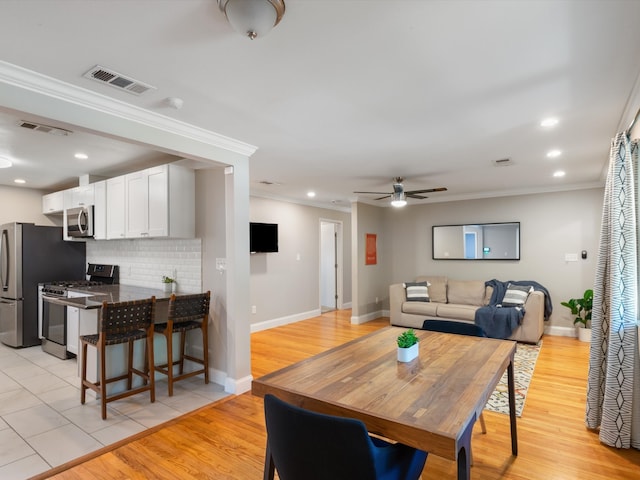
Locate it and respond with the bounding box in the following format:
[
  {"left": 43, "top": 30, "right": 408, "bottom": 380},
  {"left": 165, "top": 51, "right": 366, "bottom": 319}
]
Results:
[
  {"left": 457, "top": 418, "right": 473, "bottom": 480},
  {"left": 507, "top": 358, "right": 518, "bottom": 456}
]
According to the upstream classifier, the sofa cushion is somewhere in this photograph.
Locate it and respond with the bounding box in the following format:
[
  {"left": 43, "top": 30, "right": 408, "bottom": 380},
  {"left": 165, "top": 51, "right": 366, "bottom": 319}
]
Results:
[
  {"left": 436, "top": 304, "right": 478, "bottom": 321},
  {"left": 402, "top": 301, "right": 439, "bottom": 316},
  {"left": 502, "top": 283, "right": 533, "bottom": 307},
  {"left": 415, "top": 276, "right": 447, "bottom": 303},
  {"left": 447, "top": 280, "right": 486, "bottom": 306},
  {"left": 403, "top": 281, "right": 430, "bottom": 302}
]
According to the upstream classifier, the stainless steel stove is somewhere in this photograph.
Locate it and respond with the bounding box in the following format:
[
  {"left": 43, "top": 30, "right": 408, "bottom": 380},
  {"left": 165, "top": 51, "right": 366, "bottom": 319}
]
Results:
[{"left": 40, "top": 264, "right": 119, "bottom": 359}]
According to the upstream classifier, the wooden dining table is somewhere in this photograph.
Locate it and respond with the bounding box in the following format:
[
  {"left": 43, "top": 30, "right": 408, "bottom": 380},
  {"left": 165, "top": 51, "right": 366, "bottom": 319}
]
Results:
[{"left": 252, "top": 326, "right": 518, "bottom": 480}]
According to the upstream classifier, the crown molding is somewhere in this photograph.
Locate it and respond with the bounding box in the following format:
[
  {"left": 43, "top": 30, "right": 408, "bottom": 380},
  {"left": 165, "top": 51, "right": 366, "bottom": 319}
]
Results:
[{"left": 0, "top": 60, "right": 257, "bottom": 158}]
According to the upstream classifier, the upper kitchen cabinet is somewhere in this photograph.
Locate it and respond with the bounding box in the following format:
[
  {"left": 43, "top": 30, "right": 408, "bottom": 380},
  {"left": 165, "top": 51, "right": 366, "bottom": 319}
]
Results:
[
  {"left": 64, "top": 184, "right": 95, "bottom": 209},
  {"left": 106, "top": 175, "right": 126, "bottom": 239},
  {"left": 93, "top": 180, "right": 106, "bottom": 240},
  {"left": 42, "top": 191, "right": 64, "bottom": 214},
  {"left": 125, "top": 164, "right": 194, "bottom": 239}
]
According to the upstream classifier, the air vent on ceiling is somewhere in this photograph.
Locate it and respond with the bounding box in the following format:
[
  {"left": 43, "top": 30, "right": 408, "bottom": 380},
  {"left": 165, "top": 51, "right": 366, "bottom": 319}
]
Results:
[
  {"left": 83, "top": 65, "right": 156, "bottom": 96},
  {"left": 18, "top": 121, "right": 72, "bottom": 136},
  {"left": 493, "top": 158, "right": 513, "bottom": 167},
  {"left": 258, "top": 180, "right": 282, "bottom": 186}
]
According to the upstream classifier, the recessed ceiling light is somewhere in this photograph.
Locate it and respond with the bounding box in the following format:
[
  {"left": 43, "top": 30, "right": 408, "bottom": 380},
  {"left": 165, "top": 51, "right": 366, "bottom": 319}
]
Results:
[
  {"left": 307, "top": 191, "right": 316, "bottom": 198},
  {"left": 541, "top": 117, "right": 559, "bottom": 128},
  {"left": 553, "top": 170, "right": 566, "bottom": 178},
  {"left": 14, "top": 178, "right": 26, "bottom": 184},
  {"left": 74, "top": 152, "right": 88, "bottom": 160},
  {"left": 547, "top": 149, "right": 562, "bottom": 158},
  {"left": 0, "top": 156, "right": 12, "bottom": 168}
]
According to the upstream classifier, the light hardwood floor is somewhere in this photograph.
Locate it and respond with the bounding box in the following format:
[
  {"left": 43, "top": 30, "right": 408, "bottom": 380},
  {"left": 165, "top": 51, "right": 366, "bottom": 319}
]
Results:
[{"left": 37, "top": 310, "right": 640, "bottom": 479}]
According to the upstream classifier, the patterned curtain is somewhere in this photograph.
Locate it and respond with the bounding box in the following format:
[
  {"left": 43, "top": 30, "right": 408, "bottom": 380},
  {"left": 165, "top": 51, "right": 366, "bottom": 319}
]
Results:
[{"left": 586, "top": 132, "right": 640, "bottom": 449}]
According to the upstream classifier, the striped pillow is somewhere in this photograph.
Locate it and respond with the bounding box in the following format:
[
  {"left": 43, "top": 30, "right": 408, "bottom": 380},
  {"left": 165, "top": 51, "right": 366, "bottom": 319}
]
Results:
[
  {"left": 501, "top": 283, "right": 533, "bottom": 307},
  {"left": 404, "top": 281, "right": 430, "bottom": 302}
]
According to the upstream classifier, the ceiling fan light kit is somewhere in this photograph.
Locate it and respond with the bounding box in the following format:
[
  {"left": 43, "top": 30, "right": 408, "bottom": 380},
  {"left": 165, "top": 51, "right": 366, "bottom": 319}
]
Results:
[
  {"left": 218, "top": 0, "right": 285, "bottom": 40},
  {"left": 354, "top": 177, "right": 447, "bottom": 208}
]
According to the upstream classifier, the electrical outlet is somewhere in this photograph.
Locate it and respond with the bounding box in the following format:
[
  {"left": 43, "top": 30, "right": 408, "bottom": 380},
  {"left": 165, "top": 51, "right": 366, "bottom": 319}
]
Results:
[
  {"left": 375, "top": 297, "right": 379, "bottom": 304},
  {"left": 251, "top": 305, "right": 257, "bottom": 314}
]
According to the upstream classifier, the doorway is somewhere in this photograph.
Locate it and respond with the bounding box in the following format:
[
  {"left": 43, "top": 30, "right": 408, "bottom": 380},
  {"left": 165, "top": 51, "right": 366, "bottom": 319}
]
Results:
[{"left": 320, "top": 220, "right": 343, "bottom": 313}]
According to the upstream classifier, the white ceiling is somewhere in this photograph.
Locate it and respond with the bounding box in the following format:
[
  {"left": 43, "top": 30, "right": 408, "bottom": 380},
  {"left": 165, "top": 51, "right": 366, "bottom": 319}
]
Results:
[{"left": 1, "top": 0, "right": 640, "bottom": 208}]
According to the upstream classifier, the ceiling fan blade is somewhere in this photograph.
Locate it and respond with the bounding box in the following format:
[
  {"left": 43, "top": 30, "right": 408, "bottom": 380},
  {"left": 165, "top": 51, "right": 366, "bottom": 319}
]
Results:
[
  {"left": 406, "top": 194, "right": 428, "bottom": 199},
  {"left": 353, "top": 191, "right": 392, "bottom": 195},
  {"left": 374, "top": 195, "right": 391, "bottom": 200},
  {"left": 404, "top": 187, "right": 448, "bottom": 195}
]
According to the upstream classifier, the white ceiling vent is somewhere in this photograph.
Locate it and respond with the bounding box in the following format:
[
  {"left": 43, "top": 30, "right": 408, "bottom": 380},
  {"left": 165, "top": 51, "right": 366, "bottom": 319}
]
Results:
[
  {"left": 18, "top": 121, "right": 72, "bottom": 136},
  {"left": 83, "top": 65, "right": 156, "bottom": 96},
  {"left": 493, "top": 158, "right": 513, "bottom": 167}
]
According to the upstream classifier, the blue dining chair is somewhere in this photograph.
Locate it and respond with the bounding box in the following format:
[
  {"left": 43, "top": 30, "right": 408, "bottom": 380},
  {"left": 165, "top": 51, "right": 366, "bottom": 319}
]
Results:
[{"left": 263, "top": 394, "right": 427, "bottom": 480}]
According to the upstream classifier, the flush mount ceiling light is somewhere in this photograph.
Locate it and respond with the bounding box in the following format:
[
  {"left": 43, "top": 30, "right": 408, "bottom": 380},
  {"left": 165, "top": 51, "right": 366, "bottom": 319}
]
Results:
[
  {"left": 390, "top": 191, "right": 407, "bottom": 208},
  {"left": 218, "top": 0, "right": 285, "bottom": 40},
  {"left": 547, "top": 149, "right": 562, "bottom": 158},
  {"left": 0, "top": 156, "right": 12, "bottom": 168},
  {"left": 540, "top": 117, "right": 559, "bottom": 128},
  {"left": 74, "top": 152, "right": 88, "bottom": 160}
]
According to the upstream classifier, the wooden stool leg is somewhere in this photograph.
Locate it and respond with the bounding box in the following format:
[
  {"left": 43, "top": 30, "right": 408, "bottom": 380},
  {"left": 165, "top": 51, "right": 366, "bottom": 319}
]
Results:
[
  {"left": 81, "top": 341, "right": 88, "bottom": 404},
  {"left": 127, "top": 339, "right": 134, "bottom": 389},
  {"left": 179, "top": 330, "right": 187, "bottom": 375},
  {"left": 166, "top": 329, "right": 174, "bottom": 396},
  {"left": 100, "top": 342, "right": 107, "bottom": 420},
  {"left": 202, "top": 322, "right": 209, "bottom": 384},
  {"left": 147, "top": 326, "right": 155, "bottom": 403}
]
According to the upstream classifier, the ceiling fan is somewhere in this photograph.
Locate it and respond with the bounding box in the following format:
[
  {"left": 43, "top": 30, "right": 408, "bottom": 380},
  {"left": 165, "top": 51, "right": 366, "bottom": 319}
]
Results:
[{"left": 354, "top": 177, "right": 447, "bottom": 207}]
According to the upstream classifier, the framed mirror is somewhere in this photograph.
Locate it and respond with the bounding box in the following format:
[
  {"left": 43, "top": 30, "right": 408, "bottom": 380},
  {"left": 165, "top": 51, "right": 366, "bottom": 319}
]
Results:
[{"left": 432, "top": 222, "right": 520, "bottom": 260}]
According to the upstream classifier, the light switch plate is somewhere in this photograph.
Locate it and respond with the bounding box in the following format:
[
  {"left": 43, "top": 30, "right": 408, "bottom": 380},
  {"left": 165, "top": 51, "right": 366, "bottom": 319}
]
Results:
[{"left": 565, "top": 253, "right": 578, "bottom": 262}]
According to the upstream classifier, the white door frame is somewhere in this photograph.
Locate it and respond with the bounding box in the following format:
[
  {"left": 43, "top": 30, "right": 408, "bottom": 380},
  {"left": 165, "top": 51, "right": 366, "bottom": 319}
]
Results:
[{"left": 319, "top": 219, "right": 344, "bottom": 310}]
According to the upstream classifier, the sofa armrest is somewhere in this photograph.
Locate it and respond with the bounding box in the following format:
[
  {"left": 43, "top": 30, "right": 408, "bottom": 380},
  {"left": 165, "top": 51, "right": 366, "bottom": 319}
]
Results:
[
  {"left": 389, "top": 283, "right": 406, "bottom": 325},
  {"left": 512, "top": 290, "right": 545, "bottom": 343}
]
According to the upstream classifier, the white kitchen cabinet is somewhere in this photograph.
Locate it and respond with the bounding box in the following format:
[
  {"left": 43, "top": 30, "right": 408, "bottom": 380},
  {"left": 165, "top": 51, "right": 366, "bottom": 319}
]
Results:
[
  {"left": 64, "top": 184, "right": 95, "bottom": 209},
  {"left": 125, "top": 164, "right": 194, "bottom": 239},
  {"left": 93, "top": 180, "right": 107, "bottom": 240},
  {"left": 42, "top": 191, "right": 64, "bottom": 214},
  {"left": 106, "top": 175, "right": 126, "bottom": 239},
  {"left": 66, "top": 306, "right": 80, "bottom": 356}
]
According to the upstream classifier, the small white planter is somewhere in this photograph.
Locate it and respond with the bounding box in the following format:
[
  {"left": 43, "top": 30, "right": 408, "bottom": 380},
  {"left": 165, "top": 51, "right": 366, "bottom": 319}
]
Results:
[
  {"left": 163, "top": 283, "right": 172, "bottom": 293},
  {"left": 577, "top": 327, "right": 592, "bottom": 343},
  {"left": 397, "top": 343, "right": 419, "bottom": 362}
]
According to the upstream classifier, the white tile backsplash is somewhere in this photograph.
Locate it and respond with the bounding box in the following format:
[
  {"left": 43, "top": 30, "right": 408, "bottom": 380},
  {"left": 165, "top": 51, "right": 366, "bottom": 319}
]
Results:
[{"left": 87, "top": 238, "right": 202, "bottom": 293}]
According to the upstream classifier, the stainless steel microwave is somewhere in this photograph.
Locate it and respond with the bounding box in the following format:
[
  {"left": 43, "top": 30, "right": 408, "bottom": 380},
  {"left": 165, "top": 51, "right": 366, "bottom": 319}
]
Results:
[{"left": 66, "top": 205, "right": 94, "bottom": 238}]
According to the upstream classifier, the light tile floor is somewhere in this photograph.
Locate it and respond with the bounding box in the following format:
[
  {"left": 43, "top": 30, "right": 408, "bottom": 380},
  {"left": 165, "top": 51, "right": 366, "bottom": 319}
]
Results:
[{"left": 0, "top": 341, "right": 228, "bottom": 480}]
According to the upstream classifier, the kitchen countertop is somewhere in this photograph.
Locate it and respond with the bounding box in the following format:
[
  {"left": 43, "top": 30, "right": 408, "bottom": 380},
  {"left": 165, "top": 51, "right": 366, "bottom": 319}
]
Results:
[{"left": 43, "top": 284, "right": 176, "bottom": 309}]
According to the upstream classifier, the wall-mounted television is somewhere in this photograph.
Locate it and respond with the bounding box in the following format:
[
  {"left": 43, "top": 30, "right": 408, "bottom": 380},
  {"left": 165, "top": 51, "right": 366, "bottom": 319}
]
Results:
[{"left": 250, "top": 222, "right": 279, "bottom": 253}]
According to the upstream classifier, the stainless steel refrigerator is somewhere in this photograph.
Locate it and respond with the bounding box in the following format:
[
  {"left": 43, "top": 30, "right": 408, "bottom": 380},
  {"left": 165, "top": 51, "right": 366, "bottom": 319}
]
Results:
[{"left": 0, "top": 223, "right": 86, "bottom": 347}]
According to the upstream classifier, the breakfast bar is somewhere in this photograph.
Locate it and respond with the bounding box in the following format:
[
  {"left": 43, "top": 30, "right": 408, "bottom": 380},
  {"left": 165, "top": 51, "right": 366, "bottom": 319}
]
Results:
[{"left": 43, "top": 284, "right": 187, "bottom": 397}]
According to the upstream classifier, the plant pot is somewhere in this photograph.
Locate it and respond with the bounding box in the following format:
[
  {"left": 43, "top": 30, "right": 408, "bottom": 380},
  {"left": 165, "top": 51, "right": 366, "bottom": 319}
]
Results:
[
  {"left": 163, "top": 283, "right": 172, "bottom": 293},
  {"left": 577, "top": 327, "right": 592, "bottom": 343},
  {"left": 397, "top": 343, "right": 419, "bottom": 362}
]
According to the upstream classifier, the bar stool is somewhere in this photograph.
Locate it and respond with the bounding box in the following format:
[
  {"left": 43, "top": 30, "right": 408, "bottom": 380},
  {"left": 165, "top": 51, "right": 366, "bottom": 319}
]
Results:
[
  {"left": 154, "top": 291, "right": 211, "bottom": 396},
  {"left": 80, "top": 297, "right": 156, "bottom": 420}
]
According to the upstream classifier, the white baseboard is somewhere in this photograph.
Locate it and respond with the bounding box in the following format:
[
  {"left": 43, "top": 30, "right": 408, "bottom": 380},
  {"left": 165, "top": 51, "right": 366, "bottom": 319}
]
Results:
[
  {"left": 250, "top": 309, "right": 322, "bottom": 333},
  {"left": 342, "top": 301, "right": 352, "bottom": 309},
  {"left": 224, "top": 374, "right": 253, "bottom": 394},
  {"left": 351, "top": 309, "right": 386, "bottom": 325},
  {"left": 545, "top": 325, "right": 577, "bottom": 337}
]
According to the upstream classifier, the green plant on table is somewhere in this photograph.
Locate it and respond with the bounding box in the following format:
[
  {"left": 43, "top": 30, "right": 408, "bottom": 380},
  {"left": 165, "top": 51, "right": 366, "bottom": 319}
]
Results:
[
  {"left": 397, "top": 329, "right": 419, "bottom": 348},
  {"left": 162, "top": 276, "right": 175, "bottom": 284},
  {"left": 560, "top": 288, "right": 593, "bottom": 328}
]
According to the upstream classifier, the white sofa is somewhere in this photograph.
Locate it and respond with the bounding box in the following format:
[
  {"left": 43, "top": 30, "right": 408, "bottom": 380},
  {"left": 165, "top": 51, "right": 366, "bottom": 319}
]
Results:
[{"left": 389, "top": 276, "right": 545, "bottom": 344}]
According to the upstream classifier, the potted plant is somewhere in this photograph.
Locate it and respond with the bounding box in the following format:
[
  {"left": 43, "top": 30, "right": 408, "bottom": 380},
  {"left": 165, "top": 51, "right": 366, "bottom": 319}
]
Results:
[
  {"left": 162, "top": 275, "right": 175, "bottom": 293},
  {"left": 560, "top": 288, "right": 593, "bottom": 342},
  {"left": 397, "top": 329, "right": 420, "bottom": 362}
]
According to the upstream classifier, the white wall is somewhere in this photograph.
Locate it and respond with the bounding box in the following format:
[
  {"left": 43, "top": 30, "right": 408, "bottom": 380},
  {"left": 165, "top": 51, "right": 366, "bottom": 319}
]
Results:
[
  {"left": 374, "top": 188, "right": 603, "bottom": 332},
  {"left": 0, "top": 186, "right": 59, "bottom": 226},
  {"left": 249, "top": 197, "right": 351, "bottom": 330},
  {"left": 351, "top": 202, "right": 389, "bottom": 323}
]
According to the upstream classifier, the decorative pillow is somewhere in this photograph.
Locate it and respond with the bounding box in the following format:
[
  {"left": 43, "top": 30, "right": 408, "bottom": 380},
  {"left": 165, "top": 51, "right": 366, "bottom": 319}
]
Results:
[
  {"left": 404, "top": 281, "right": 430, "bottom": 302},
  {"left": 501, "top": 283, "right": 533, "bottom": 307}
]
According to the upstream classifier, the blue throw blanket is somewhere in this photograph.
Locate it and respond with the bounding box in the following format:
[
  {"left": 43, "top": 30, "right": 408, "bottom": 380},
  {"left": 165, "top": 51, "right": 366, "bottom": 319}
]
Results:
[{"left": 474, "top": 279, "right": 553, "bottom": 339}]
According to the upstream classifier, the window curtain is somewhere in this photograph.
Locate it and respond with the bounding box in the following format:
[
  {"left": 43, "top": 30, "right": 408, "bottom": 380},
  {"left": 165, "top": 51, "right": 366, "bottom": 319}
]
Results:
[{"left": 586, "top": 132, "right": 640, "bottom": 449}]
